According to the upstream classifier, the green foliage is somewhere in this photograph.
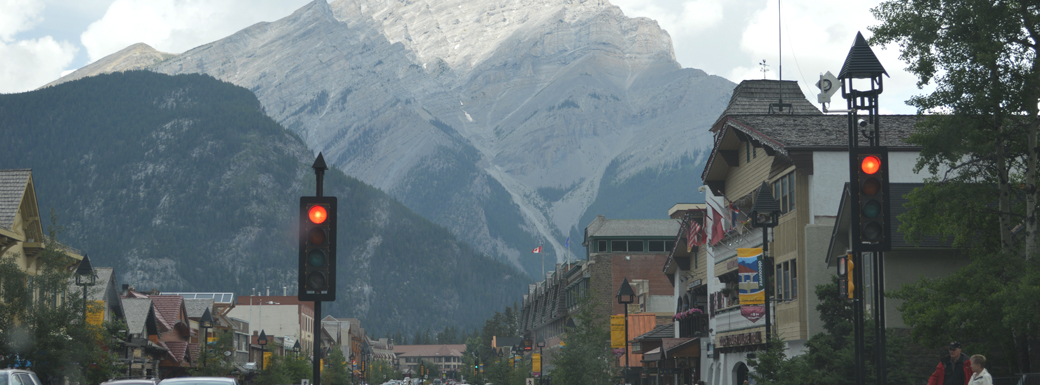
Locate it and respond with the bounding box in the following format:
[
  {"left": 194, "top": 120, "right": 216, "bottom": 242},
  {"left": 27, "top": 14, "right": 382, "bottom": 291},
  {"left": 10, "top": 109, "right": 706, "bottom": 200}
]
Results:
[
  {"left": 190, "top": 330, "right": 239, "bottom": 377},
  {"left": 366, "top": 359, "right": 402, "bottom": 384},
  {"left": 890, "top": 251, "right": 1040, "bottom": 375},
  {"left": 870, "top": 0, "right": 1040, "bottom": 371},
  {"left": 0, "top": 216, "right": 121, "bottom": 384},
  {"left": 748, "top": 277, "right": 913, "bottom": 385},
  {"left": 255, "top": 348, "right": 314, "bottom": 385},
  {"left": 320, "top": 348, "right": 351, "bottom": 385},
  {"left": 549, "top": 294, "right": 614, "bottom": 385},
  {"left": 0, "top": 71, "right": 528, "bottom": 337}
]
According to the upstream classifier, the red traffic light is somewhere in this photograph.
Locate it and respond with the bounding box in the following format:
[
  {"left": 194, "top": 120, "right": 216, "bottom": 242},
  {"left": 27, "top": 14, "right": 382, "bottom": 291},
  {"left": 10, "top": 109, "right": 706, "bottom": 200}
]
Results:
[
  {"left": 308, "top": 205, "right": 328, "bottom": 224},
  {"left": 861, "top": 155, "right": 881, "bottom": 175}
]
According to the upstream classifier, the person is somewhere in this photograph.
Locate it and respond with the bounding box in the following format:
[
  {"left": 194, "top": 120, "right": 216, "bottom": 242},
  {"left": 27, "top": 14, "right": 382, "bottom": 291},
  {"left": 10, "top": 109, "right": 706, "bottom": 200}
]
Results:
[
  {"left": 929, "top": 342, "right": 973, "bottom": 385},
  {"left": 969, "top": 354, "right": 993, "bottom": 385}
]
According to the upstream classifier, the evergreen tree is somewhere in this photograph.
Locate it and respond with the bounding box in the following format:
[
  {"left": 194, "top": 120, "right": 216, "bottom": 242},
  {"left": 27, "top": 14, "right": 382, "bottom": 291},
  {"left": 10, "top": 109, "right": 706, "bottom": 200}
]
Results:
[{"left": 549, "top": 294, "right": 614, "bottom": 385}]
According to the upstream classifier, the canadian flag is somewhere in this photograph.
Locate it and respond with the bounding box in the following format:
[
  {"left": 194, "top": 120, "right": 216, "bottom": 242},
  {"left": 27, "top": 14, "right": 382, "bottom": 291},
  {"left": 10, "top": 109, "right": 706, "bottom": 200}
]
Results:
[{"left": 532, "top": 245, "right": 542, "bottom": 253}]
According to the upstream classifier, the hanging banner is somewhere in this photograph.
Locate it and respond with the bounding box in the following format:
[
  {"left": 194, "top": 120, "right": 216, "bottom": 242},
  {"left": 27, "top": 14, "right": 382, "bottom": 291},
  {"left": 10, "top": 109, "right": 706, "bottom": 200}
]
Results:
[
  {"left": 532, "top": 353, "right": 541, "bottom": 373},
  {"left": 610, "top": 315, "right": 626, "bottom": 348},
  {"left": 86, "top": 300, "right": 105, "bottom": 327},
  {"left": 737, "top": 248, "right": 765, "bottom": 322}
]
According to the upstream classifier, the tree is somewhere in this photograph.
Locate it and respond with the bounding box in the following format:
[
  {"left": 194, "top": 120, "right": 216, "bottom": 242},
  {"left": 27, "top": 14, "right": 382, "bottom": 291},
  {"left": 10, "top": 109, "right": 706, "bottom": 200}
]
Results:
[
  {"left": 549, "top": 294, "right": 614, "bottom": 385},
  {"left": 748, "top": 278, "right": 914, "bottom": 385},
  {"left": 191, "top": 330, "right": 238, "bottom": 377},
  {"left": 870, "top": 0, "right": 1040, "bottom": 371},
  {"left": 0, "top": 214, "right": 120, "bottom": 384}
]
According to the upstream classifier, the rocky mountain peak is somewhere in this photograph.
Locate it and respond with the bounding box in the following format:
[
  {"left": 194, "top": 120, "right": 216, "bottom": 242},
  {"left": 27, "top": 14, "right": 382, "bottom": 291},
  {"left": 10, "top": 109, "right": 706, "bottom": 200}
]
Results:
[{"left": 329, "top": 0, "right": 672, "bottom": 73}]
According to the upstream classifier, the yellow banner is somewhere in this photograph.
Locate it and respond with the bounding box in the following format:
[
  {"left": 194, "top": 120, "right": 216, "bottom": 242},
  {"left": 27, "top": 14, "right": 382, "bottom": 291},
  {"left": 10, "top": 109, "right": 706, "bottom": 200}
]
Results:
[
  {"left": 610, "top": 315, "right": 626, "bottom": 348},
  {"left": 263, "top": 352, "right": 272, "bottom": 369},
  {"left": 532, "top": 353, "right": 541, "bottom": 373},
  {"left": 86, "top": 300, "right": 105, "bottom": 326}
]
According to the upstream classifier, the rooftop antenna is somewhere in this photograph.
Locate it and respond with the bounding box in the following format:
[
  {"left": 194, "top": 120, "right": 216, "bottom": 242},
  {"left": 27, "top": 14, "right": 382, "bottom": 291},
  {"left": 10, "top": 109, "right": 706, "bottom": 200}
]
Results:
[
  {"left": 759, "top": 60, "right": 769, "bottom": 79},
  {"left": 769, "top": 0, "right": 792, "bottom": 114}
]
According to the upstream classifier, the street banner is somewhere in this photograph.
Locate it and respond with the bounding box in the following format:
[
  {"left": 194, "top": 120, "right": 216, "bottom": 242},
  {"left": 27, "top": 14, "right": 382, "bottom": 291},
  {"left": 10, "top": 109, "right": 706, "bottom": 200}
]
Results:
[
  {"left": 86, "top": 300, "right": 105, "bottom": 326},
  {"left": 532, "top": 353, "right": 541, "bottom": 373},
  {"left": 610, "top": 315, "right": 625, "bottom": 348},
  {"left": 737, "top": 248, "right": 765, "bottom": 322}
]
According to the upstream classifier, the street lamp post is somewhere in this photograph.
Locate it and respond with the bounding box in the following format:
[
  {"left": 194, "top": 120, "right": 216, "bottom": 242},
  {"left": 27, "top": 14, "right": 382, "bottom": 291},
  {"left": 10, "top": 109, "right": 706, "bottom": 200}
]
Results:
[
  {"left": 199, "top": 307, "right": 213, "bottom": 368},
  {"left": 749, "top": 182, "right": 781, "bottom": 345},
  {"left": 536, "top": 336, "right": 546, "bottom": 384},
  {"left": 74, "top": 254, "right": 97, "bottom": 320},
  {"left": 258, "top": 330, "right": 268, "bottom": 371},
  {"left": 616, "top": 278, "right": 636, "bottom": 384},
  {"left": 292, "top": 340, "right": 301, "bottom": 359}
]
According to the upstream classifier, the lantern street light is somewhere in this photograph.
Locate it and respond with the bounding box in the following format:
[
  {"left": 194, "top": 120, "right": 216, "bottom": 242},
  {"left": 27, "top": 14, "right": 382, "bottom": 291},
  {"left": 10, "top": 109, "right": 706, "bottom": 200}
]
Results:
[
  {"left": 74, "top": 254, "right": 97, "bottom": 320},
  {"left": 199, "top": 307, "right": 214, "bottom": 367},
  {"left": 616, "top": 278, "right": 636, "bottom": 381},
  {"left": 293, "top": 340, "right": 301, "bottom": 359},
  {"left": 258, "top": 330, "right": 268, "bottom": 371},
  {"left": 749, "top": 181, "right": 781, "bottom": 345}
]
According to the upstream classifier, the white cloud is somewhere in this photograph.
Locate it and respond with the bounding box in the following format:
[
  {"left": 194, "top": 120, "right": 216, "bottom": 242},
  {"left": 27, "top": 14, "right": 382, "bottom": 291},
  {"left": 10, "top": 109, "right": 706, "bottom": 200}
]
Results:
[
  {"left": 81, "top": 0, "right": 311, "bottom": 63},
  {"left": 0, "top": 0, "right": 78, "bottom": 93},
  {"left": 0, "top": 0, "right": 45, "bottom": 40},
  {"left": 0, "top": 37, "right": 77, "bottom": 93}
]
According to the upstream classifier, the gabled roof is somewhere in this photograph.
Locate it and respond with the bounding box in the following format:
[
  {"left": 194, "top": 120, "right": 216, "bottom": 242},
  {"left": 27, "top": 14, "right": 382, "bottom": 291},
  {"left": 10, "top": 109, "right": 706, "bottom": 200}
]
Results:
[
  {"left": 702, "top": 114, "right": 922, "bottom": 184},
  {"left": 0, "top": 169, "right": 32, "bottom": 231},
  {"left": 184, "top": 298, "right": 214, "bottom": 319},
  {"left": 122, "top": 297, "right": 159, "bottom": 336},
  {"left": 150, "top": 295, "right": 187, "bottom": 331}
]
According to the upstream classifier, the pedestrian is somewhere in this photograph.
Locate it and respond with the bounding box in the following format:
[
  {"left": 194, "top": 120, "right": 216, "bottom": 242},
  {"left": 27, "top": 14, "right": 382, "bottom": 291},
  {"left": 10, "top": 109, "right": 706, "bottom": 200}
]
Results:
[
  {"left": 928, "top": 341, "right": 972, "bottom": 385},
  {"left": 969, "top": 354, "right": 993, "bottom": 385}
]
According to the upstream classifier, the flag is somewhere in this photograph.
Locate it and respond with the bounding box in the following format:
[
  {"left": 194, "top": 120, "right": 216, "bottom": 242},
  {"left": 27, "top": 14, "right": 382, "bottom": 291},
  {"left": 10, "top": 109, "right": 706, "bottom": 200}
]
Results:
[
  {"left": 532, "top": 245, "right": 542, "bottom": 253},
  {"left": 709, "top": 205, "right": 725, "bottom": 246},
  {"left": 728, "top": 201, "right": 740, "bottom": 229},
  {"left": 565, "top": 237, "right": 570, "bottom": 248},
  {"left": 686, "top": 220, "right": 704, "bottom": 251}
]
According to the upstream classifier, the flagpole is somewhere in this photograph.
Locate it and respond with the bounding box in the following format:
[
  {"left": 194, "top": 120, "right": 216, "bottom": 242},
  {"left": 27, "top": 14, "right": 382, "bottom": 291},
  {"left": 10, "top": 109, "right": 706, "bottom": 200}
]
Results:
[{"left": 541, "top": 244, "right": 545, "bottom": 280}]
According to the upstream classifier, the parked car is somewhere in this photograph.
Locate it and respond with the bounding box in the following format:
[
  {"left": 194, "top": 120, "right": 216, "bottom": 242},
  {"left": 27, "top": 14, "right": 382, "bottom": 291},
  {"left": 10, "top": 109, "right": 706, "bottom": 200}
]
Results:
[
  {"left": 157, "top": 377, "right": 238, "bottom": 385},
  {"left": 0, "top": 369, "right": 43, "bottom": 385},
  {"left": 101, "top": 379, "right": 159, "bottom": 385}
]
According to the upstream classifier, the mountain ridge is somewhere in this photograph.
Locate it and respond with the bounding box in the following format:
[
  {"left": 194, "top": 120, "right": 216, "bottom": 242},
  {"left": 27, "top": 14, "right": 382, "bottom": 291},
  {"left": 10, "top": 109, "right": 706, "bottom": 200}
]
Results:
[{"left": 45, "top": 0, "right": 733, "bottom": 277}]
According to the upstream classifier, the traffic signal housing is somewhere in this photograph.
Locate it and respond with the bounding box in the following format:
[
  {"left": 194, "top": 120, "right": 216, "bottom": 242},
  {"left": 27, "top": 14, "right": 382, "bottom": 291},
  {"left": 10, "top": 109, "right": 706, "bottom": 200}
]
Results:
[
  {"left": 847, "top": 255, "right": 855, "bottom": 299},
  {"left": 299, "top": 196, "right": 337, "bottom": 301},
  {"left": 837, "top": 255, "right": 849, "bottom": 298},
  {"left": 849, "top": 148, "right": 891, "bottom": 252}
]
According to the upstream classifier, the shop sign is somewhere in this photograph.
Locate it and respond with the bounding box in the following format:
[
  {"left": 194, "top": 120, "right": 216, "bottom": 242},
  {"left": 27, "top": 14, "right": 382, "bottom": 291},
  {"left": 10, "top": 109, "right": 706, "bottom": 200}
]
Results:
[{"left": 716, "top": 331, "right": 762, "bottom": 348}]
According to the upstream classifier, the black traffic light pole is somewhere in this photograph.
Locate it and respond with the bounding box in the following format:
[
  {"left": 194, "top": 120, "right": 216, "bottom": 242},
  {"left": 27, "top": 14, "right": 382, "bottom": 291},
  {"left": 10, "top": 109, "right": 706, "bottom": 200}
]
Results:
[
  {"left": 312, "top": 153, "right": 326, "bottom": 385},
  {"left": 840, "top": 32, "right": 890, "bottom": 385}
]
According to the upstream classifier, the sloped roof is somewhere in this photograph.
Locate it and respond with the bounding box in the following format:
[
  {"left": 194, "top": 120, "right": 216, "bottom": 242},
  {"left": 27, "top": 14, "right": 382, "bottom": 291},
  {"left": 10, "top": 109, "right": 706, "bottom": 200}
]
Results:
[
  {"left": 184, "top": 298, "right": 214, "bottom": 319},
  {"left": 585, "top": 218, "right": 679, "bottom": 238},
  {"left": 150, "top": 295, "right": 185, "bottom": 330},
  {"left": 633, "top": 323, "right": 674, "bottom": 341},
  {"left": 122, "top": 297, "right": 155, "bottom": 335},
  {"left": 164, "top": 341, "right": 190, "bottom": 363},
  {"left": 395, "top": 344, "right": 466, "bottom": 357},
  {"left": 0, "top": 169, "right": 31, "bottom": 231},
  {"left": 716, "top": 80, "right": 822, "bottom": 121},
  {"left": 723, "top": 114, "right": 920, "bottom": 151}
]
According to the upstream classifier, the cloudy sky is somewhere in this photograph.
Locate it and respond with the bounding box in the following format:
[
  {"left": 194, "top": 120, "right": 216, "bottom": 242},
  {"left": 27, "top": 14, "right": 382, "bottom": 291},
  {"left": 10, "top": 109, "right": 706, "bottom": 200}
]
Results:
[{"left": 1, "top": 0, "right": 925, "bottom": 113}]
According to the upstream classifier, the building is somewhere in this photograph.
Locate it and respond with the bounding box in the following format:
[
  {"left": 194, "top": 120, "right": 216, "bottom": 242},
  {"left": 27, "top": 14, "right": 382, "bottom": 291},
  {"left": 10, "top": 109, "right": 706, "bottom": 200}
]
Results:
[
  {"left": 393, "top": 344, "right": 466, "bottom": 377},
  {"left": 694, "top": 78, "right": 965, "bottom": 385},
  {"left": 227, "top": 295, "right": 315, "bottom": 357}
]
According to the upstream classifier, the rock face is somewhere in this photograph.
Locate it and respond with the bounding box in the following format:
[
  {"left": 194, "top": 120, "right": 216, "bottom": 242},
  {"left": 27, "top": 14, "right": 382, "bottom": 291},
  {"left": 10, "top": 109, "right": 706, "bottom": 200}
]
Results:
[{"left": 53, "top": 0, "right": 735, "bottom": 276}]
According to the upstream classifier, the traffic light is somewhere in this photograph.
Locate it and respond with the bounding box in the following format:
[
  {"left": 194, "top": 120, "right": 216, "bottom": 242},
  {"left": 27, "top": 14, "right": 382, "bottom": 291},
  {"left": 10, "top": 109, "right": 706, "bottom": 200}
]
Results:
[
  {"left": 850, "top": 148, "right": 891, "bottom": 252},
  {"left": 837, "top": 255, "right": 849, "bottom": 298},
  {"left": 299, "top": 196, "right": 337, "bottom": 301}
]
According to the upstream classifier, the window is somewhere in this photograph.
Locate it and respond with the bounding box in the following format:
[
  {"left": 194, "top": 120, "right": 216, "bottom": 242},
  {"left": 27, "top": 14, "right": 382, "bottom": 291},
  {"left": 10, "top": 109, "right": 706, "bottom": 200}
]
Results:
[
  {"left": 628, "top": 240, "right": 644, "bottom": 252},
  {"left": 775, "top": 260, "right": 798, "bottom": 301},
  {"left": 598, "top": 240, "right": 607, "bottom": 252},
  {"left": 666, "top": 241, "right": 675, "bottom": 251},
  {"left": 772, "top": 172, "right": 796, "bottom": 214},
  {"left": 746, "top": 141, "right": 751, "bottom": 163},
  {"left": 649, "top": 240, "right": 665, "bottom": 252},
  {"left": 611, "top": 240, "right": 627, "bottom": 252}
]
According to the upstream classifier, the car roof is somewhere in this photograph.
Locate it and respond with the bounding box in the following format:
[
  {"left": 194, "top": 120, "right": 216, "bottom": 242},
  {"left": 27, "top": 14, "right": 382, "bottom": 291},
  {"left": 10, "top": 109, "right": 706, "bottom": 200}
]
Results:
[
  {"left": 101, "top": 380, "right": 157, "bottom": 385},
  {"left": 158, "top": 378, "right": 236, "bottom": 384}
]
